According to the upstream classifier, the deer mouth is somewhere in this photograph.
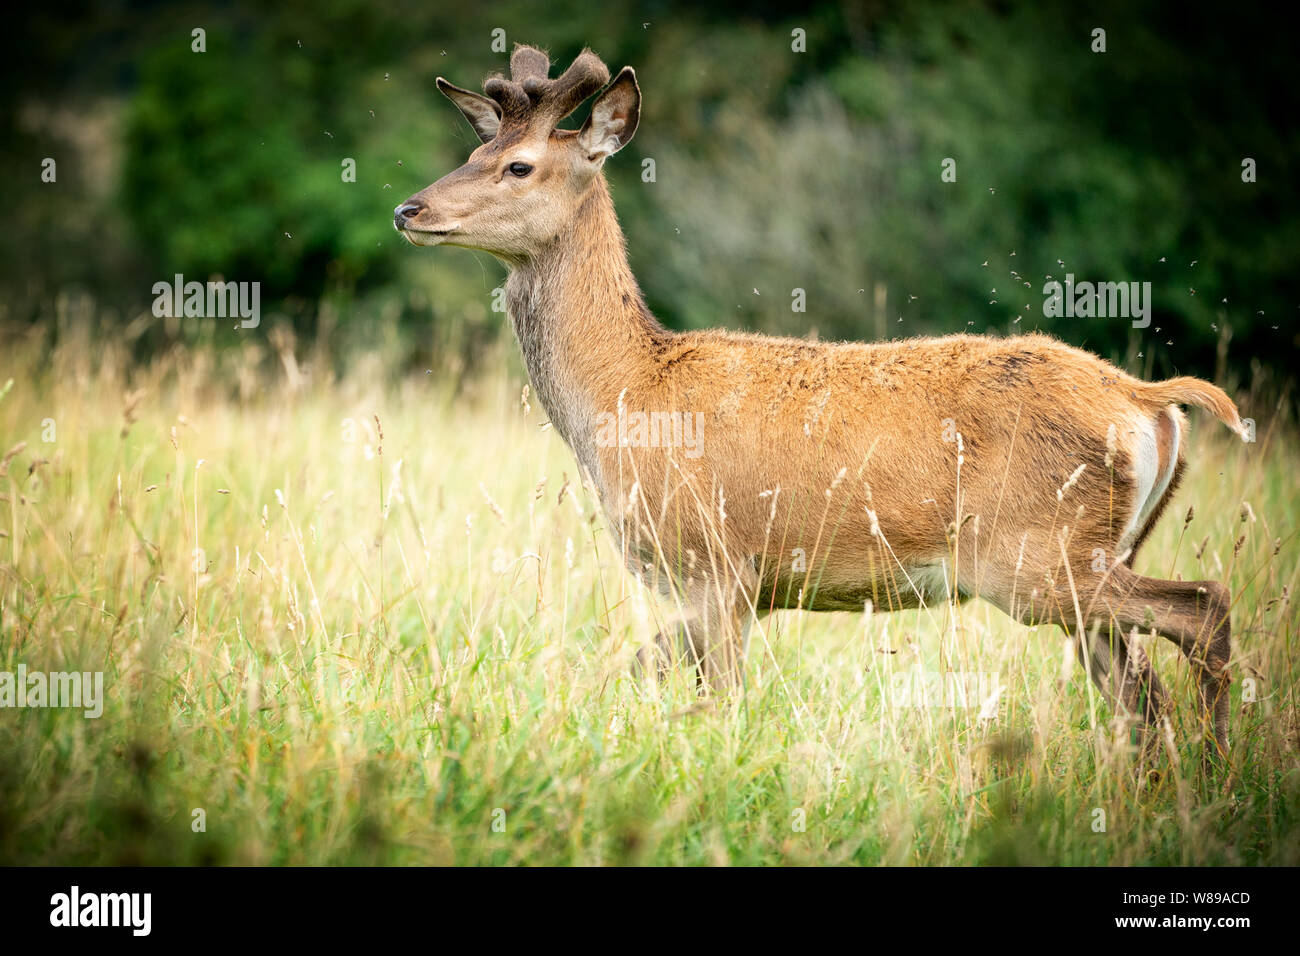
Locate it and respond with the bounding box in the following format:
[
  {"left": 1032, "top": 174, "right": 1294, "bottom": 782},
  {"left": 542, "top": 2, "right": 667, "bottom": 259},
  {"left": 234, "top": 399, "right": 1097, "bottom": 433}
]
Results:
[{"left": 397, "top": 225, "right": 456, "bottom": 246}]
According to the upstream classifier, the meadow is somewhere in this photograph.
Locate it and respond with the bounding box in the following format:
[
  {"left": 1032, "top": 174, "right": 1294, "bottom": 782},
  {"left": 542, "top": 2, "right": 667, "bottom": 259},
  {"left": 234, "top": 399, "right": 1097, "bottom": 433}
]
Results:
[{"left": 0, "top": 314, "right": 1296, "bottom": 866}]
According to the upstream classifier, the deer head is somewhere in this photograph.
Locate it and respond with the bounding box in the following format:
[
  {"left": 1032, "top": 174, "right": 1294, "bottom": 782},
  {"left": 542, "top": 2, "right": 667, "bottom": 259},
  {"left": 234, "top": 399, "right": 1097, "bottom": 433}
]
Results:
[{"left": 394, "top": 45, "right": 640, "bottom": 261}]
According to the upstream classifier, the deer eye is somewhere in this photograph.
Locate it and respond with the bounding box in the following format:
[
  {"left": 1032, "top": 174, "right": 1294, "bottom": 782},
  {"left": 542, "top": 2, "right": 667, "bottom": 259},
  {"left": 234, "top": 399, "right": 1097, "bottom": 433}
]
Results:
[{"left": 507, "top": 162, "right": 534, "bottom": 178}]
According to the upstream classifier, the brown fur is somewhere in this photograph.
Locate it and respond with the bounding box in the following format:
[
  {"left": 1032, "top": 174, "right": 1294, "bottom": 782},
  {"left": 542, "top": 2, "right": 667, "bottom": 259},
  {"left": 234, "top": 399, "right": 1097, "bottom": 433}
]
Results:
[{"left": 396, "top": 44, "right": 1242, "bottom": 767}]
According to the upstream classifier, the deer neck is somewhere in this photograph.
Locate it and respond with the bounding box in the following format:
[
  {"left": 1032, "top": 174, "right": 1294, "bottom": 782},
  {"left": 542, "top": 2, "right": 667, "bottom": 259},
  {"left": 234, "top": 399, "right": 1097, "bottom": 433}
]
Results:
[{"left": 505, "top": 177, "right": 666, "bottom": 474}]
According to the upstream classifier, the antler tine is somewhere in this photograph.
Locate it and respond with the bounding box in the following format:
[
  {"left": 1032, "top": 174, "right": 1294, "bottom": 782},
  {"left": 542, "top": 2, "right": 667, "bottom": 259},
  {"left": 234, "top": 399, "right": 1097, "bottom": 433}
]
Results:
[
  {"left": 482, "top": 74, "right": 531, "bottom": 119},
  {"left": 537, "top": 49, "right": 610, "bottom": 122},
  {"left": 510, "top": 45, "right": 551, "bottom": 84},
  {"left": 480, "top": 46, "right": 611, "bottom": 126},
  {"left": 483, "top": 45, "right": 551, "bottom": 118}
]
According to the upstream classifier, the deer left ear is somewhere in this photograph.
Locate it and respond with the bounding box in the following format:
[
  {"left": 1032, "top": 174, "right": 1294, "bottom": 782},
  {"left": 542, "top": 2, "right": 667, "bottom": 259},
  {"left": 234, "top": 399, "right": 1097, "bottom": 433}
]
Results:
[{"left": 578, "top": 67, "right": 640, "bottom": 162}]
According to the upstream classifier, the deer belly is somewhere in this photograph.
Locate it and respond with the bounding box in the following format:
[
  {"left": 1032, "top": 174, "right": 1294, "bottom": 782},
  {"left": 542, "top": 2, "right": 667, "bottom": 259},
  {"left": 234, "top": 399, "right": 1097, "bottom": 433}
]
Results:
[{"left": 759, "top": 558, "right": 961, "bottom": 612}]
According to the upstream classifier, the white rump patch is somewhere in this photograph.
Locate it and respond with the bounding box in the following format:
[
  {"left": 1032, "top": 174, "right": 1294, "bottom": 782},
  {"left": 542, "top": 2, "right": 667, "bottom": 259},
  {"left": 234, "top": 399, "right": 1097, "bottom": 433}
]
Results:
[{"left": 1118, "top": 408, "right": 1180, "bottom": 553}]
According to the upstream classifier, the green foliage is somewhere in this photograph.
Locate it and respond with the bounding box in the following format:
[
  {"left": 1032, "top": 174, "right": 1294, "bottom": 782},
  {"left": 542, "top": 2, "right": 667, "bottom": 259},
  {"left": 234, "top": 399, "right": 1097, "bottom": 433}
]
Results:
[
  {"left": 120, "top": 23, "right": 427, "bottom": 296},
  {"left": 6, "top": 0, "right": 1298, "bottom": 380},
  {"left": 631, "top": 1, "right": 1298, "bottom": 378}
]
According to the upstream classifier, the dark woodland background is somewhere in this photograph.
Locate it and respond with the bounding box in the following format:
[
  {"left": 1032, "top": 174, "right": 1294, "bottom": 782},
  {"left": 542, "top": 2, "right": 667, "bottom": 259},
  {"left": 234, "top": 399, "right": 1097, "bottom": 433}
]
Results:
[{"left": 5, "top": 0, "right": 1297, "bottom": 388}]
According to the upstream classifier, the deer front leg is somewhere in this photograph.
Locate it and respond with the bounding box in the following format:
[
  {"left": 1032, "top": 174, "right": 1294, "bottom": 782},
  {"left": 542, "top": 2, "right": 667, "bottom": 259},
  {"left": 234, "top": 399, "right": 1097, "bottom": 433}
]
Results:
[
  {"left": 636, "top": 559, "right": 758, "bottom": 693},
  {"left": 635, "top": 615, "right": 701, "bottom": 685}
]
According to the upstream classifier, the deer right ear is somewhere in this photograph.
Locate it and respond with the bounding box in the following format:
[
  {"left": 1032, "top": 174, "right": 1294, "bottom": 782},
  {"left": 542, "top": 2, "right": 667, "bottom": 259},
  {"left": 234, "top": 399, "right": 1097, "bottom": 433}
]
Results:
[{"left": 437, "top": 77, "right": 502, "bottom": 144}]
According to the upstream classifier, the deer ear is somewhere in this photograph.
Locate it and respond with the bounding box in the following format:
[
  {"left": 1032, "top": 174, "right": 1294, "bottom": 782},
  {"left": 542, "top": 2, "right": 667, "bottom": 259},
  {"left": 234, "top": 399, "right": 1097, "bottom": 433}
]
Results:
[
  {"left": 578, "top": 67, "right": 640, "bottom": 162},
  {"left": 437, "top": 77, "right": 502, "bottom": 144}
]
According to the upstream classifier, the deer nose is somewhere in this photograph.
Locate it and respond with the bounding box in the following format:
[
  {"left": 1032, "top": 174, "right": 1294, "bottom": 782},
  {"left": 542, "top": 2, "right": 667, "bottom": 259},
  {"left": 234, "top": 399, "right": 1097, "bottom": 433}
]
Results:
[{"left": 393, "top": 202, "right": 424, "bottom": 228}]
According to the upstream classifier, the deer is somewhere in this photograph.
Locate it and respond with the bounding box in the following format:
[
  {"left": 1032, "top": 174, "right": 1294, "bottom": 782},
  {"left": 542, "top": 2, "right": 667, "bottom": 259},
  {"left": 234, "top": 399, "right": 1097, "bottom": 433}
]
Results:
[{"left": 394, "top": 44, "right": 1245, "bottom": 770}]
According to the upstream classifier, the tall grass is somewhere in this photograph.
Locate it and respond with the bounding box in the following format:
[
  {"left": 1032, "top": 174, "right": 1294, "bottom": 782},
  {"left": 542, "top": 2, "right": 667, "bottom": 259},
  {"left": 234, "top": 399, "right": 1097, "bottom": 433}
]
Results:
[{"left": 0, "top": 317, "right": 1296, "bottom": 865}]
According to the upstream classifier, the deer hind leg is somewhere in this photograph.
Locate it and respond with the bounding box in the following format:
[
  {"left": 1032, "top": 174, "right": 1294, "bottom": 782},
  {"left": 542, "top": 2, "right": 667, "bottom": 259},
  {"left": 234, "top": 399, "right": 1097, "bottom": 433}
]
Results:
[
  {"left": 636, "top": 559, "right": 758, "bottom": 693},
  {"left": 1072, "top": 620, "right": 1170, "bottom": 769},
  {"left": 1101, "top": 564, "right": 1232, "bottom": 766},
  {"left": 990, "top": 566, "right": 1172, "bottom": 769}
]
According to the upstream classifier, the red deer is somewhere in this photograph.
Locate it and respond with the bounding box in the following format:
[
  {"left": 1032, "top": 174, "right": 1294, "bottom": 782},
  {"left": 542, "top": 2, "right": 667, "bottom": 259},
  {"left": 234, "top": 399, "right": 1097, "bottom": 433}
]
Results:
[{"left": 395, "top": 44, "right": 1243, "bottom": 768}]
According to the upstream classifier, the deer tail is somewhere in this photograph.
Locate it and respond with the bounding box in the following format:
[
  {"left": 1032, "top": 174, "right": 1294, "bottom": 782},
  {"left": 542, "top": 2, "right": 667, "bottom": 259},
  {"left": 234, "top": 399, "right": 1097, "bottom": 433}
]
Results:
[{"left": 1134, "top": 376, "right": 1248, "bottom": 441}]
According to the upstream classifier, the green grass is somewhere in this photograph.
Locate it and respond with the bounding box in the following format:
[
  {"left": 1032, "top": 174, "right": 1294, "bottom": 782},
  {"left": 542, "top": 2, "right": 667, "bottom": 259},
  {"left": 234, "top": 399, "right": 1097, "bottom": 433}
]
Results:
[{"left": 1, "top": 324, "right": 1297, "bottom": 866}]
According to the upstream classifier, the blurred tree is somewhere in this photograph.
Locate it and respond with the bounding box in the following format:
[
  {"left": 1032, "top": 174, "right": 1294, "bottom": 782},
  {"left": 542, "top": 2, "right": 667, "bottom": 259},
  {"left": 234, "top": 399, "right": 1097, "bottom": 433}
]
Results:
[
  {"left": 5, "top": 0, "right": 1296, "bottom": 383},
  {"left": 121, "top": 17, "right": 412, "bottom": 298}
]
